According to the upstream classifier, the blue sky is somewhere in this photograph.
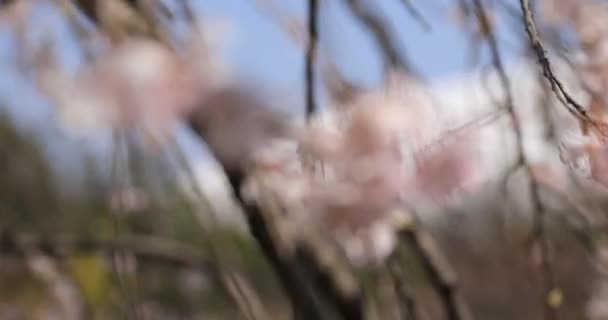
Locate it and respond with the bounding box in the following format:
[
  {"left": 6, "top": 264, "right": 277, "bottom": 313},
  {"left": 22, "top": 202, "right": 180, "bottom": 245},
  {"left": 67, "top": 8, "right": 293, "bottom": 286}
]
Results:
[
  {"left": 0, "top": 0, "right": 524, "bottom": 120},
  {"left": 0, "top": 0, "right": 526, "bottom": 189},
  {"left": 0, "top": 0, "right": 529, "bottom": 137},
  {"left": 195, "top": 0, "right": 522, "bottom": 87}
]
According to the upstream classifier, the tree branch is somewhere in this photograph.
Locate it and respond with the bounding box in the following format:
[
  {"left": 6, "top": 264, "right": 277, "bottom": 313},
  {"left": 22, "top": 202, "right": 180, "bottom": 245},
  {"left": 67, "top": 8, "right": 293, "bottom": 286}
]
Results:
[
  {"left": 344, "top": 0, "right": 417, "bottom": 77},
  {"left": 518, "top": 0, "right": 596, "bottom": 128},
  {"left": 398, "top": 0, "right": 431, "bottom": 31},
  {"left": 392, "top": 212, "right": 475, "bottom": 320},
  {"left": 474, "top": 1, "right": 560, "bottom": 319},
  {"left": 305, "top": 0, "right": 319, "bottom": 119},
  {"left": 228, "top": 171, "right": 325, "bottom": 320},
  {"left": 251, "top": 0, "right": 361, "bottom": 105},
  {"left": 0, "top": 232, "right": 213, "bottom": 271}
]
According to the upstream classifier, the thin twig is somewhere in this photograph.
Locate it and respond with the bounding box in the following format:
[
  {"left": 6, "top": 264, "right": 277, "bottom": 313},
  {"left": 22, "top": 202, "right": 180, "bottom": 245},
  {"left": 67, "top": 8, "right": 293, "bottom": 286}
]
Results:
[
  {"left": 344, "top": 0, "right": 417, "bottom": 77},
  {"left": 537, "top": 72, "right": 608, "bottom": 274},
  {"left": 474, "top": 1, "right": 560, "bottom": 319},
  {"left": 296, "top": 232, "right": 364, "bottom": 320},
  {"left": 518, "top": 0, "right": 597, "bottom": 129},
  {"left": 109, "top": 129, "right": 143, "bottom": 320},
  {"left": 22, "top": 250, "right": 85, "bottom": 320},
  {"left": 251, "top": 0, "right": 361, "bottom": 105},
  {"left": 305, "top": 0, "right": 318, "bottom": 119},
  {"left": 176, "top": 0, "right": 198, "bottom": 28},
  {"left": 392, "top": 211, "right": 475, "bottom": 320},
  {"left": 534, "top": 79, "right": 597, "bottom": 246},
  {"left": 167, "top": 138, "right": 269, "bottom": 320},
  {"left": 398, "top": 0, "right": 431, "bottom": 31},
  {"left": 230, "top": 172, "right": 325, "bottom": 320},
  {"left": 387, "top": 246, "right": 418, "bottom": 320},
  {"left": 186, "top": 87, "right": 326, "bottom": 319},
  {"left": 246, "top": 174, "right": 365, "bottom": 320},
  {"left": 0, "top": 232, "right": 213, "bottom": 271},
  {"left": 56, "top": 0, "right": 98, "bottom": 61}
]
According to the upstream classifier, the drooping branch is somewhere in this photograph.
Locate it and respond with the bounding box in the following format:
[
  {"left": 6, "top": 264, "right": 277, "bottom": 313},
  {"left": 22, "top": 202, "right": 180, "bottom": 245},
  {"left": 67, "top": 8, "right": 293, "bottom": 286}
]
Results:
[
  {"left": 242, "top": 172, "right": 364, "bottom": 320},
  {"left": 176, "top": 0, "right": 198, "bottom": 28},
  {"left": 295, "top": 229, "right": 364, "bottom": 319},
  {"left": 188, "top": 86, "right": 366, "bottom": 319},
  {"left": 343, "top": 0, "right": 417, "bottom": 77},
  {"left": 398, "top": 0, "right": 431, "bottom": 31},
  {"left": 386, "top": 228, "right": 419, "bottom": 320},
  {"left": 0, "top": 232, "right": 213, "bottom": 271},
  {"left": 517, "top": 0, "right": 602, "bottom": 135},
  {"left": 251, "top": 0, "right": 362, "bottom": 105},
  {"left": 391, "top": 211, "right": 475, "bottom": 320},
  {"left": 167, "top": 136, "right": 271, "bottom": 320},
  {"left": 387, "top": 261, "right": 418, "bottom": 320},
  {"left": 70, "top": 0, "right": 166, "bottom": 44},
  {"left": 188, "top": 88, "right": 326, "bottom": 319},
  {"left": 108, "top": 129, "right": 144, "bottom": 320},
  {"left": 473, "top": 1, "right": 560, "bottom": 319},
  {"left": 305, "top": 0, "right": 319, "bottom": 119},
  {"left": 228, "top": 171, "right": 326, "bottom": 320}
]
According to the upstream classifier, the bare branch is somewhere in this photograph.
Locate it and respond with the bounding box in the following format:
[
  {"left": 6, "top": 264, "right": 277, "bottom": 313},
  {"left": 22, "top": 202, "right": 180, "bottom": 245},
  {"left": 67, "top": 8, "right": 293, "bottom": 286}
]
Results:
[
  {"left": 398, "top": 0, "right": 432, "bottom": 31},
  {"left": 246, "top": 173, "right": 365, "bottom": 320},
  {"left": 188, "top": 86, "right": 367, "bottom": 319},
  {"left": 109, "top": 130, "right": 144, "bottom": 320},
  {"left": 232, "top": 173, "right": 326, "bottom": 320},
  {"left": 305, "top": 0, "right": 319, "bottom": 119},
  {"left": 296, "top": 232, "right": 364, "bottom": 319},
  {"left": 251, "top": 0, "right": 362, "bottom": 105},
  {"left": 343, "top": 0, "right": 417, "bottom": 77},
  {"left": 23, "top": 251, "right": 86, "bottom": 320},
  {"left": 176, "top": 0, "right": 198, "bottom": 28},
  {"left": 0, "top": 232, "right": 212, "bottom": 271},
  {"left": 187, "top": 89, "right": 326, "bottom": 319},
  {"left": 473, "top": 1, "right": 560, "bottom": 319},
  {"left": 387, "top": 241, "right": 419, "bottom": 320},
  {"left": 392, "top": 211, "right": 475, "bottom": 320},
  {"left": 167, "top": 137, "right": 271, "bottom": 320},
  {"left": 517, "top": 0, "right": 601, "bottom": 134}
]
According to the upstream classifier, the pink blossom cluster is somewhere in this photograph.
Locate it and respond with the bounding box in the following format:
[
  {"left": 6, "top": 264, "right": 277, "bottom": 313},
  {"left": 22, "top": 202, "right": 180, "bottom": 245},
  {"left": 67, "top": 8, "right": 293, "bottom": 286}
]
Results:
[
  {"left": 540, "top": 0, "right": 608, "bottom": 190},
  {"left": 35, "top": 37, "right": 214, "bottom": 142},
  {"left": 247, "top": 72, "right": 483, "bottom": 262}
]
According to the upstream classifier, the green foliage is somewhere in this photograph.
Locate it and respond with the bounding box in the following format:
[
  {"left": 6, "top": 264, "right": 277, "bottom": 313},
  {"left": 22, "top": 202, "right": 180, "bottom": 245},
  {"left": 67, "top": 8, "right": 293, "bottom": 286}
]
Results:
[
  {"left": 0, "top": 110, "right": 601, "bottom": 319},
  {"left": 66, "top": 253, "right": 113, "bottom": 310},
  {"left": 0, "top": 113, "right": 58, "bottom": 232},
  {"left": 0, "top": 112, "right": 286, "bottom": 319}
]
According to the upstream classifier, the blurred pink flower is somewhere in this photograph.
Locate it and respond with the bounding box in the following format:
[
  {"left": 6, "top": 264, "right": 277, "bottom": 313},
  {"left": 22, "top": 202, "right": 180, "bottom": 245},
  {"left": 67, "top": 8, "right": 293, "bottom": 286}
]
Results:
[
  {"left": 405, "top": 130, "right": 482, "bottom": 202},
  {"left": 258, "top": 73, "right": 484, "bottom": 245},
  {"left": 0, "top": 0, "right": 32, "bottom": 27},
  {"left": 36, "top": 38, "right": 210, "bottom": 141},
  {"left": 229, "top": 71, "right": 492, "bottom": 265}
]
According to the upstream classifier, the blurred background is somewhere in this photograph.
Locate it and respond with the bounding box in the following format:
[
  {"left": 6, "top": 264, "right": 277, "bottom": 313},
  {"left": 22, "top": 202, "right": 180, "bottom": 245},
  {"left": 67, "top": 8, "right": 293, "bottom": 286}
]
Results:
[{"left": 2, "top": 0, "right": 608, "bottom": 319}]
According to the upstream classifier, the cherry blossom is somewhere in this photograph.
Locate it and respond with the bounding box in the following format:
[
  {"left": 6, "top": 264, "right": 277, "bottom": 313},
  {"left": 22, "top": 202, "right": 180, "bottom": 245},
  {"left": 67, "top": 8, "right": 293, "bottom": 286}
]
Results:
[
  {"left": 240, "top": 71, "right": 485, "bottom": 263},
  {"left": 35, "top": 37, "right": 213, "bottom": 142},
  {"left": 539, "top": 0, "right": 608, "bottom": 190}
]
